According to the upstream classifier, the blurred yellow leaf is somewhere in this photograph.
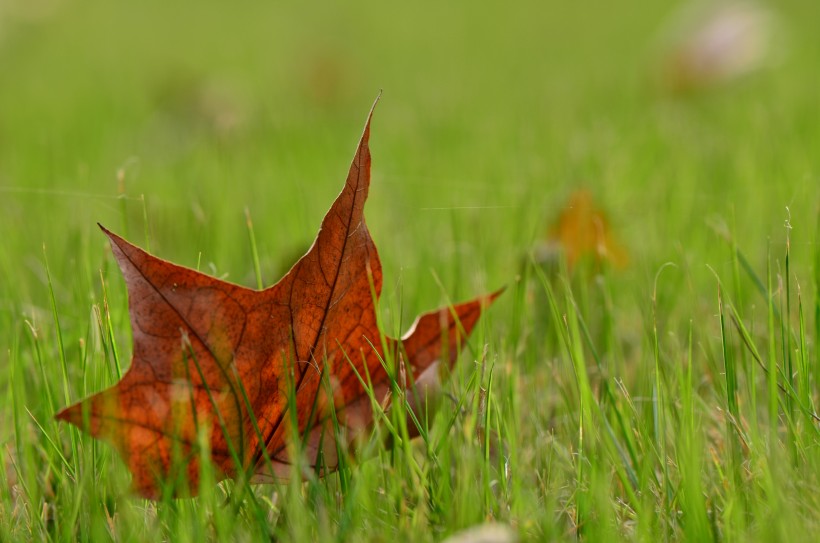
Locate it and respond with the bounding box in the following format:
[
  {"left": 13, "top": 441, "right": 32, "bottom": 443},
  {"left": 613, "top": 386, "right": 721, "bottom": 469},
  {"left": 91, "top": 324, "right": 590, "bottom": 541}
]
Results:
[{"left": 548, "top": 189, "right": 628, "bottom": 270}]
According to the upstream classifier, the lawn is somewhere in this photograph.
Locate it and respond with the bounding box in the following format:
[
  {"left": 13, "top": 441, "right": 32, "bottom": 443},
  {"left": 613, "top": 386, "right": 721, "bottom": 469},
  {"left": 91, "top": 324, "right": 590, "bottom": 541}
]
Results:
[{"left": 1, "top": 0, "right": 819, "bottom": 540}]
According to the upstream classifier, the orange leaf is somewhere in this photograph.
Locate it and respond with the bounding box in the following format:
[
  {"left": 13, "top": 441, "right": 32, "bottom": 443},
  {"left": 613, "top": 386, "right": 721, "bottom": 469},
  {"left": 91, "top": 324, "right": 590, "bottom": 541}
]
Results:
[
  {"left": 548, "top": 189, "right": 628, "bottom": 271},
  {"left": 56, "top": 99, "right": 500, "bottom": 498}
]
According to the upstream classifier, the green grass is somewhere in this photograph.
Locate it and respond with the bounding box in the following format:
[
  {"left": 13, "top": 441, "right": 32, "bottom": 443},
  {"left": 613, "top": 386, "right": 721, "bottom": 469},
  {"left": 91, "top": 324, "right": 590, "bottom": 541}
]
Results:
[{"left": 1, "top": 0, "right": 819, "bottom": 540}]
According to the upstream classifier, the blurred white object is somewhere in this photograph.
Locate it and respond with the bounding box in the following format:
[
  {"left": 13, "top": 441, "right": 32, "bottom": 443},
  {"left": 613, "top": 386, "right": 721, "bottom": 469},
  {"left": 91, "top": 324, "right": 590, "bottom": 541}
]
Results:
[
  {"left": 441, "top": 523, "right": 518, "bottom": 543},
  {"left": 657, "top": 1, "right": 780, "bottom": 92}
]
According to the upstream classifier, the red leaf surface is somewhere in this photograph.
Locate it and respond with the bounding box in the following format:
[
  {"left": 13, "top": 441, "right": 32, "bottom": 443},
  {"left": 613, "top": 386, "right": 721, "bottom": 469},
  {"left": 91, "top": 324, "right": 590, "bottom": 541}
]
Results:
[{"left": 56, "top": 100, "right": 500, "bottom": 498}]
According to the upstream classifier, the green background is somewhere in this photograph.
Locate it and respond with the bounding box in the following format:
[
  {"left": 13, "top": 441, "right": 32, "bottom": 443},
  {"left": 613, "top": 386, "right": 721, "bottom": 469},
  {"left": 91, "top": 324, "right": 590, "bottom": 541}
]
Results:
[{"left": 1, "top": 0, "right": 819, "bottom": 540}]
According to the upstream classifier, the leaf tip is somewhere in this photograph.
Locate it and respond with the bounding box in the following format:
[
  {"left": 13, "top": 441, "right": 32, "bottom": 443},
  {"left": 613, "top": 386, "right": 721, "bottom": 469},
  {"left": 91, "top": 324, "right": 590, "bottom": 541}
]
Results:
[
  {"left": 97, "top": 223, "right": 121, "bottom": 244},
  {"left": 484, "top": 286, "right": 506, "bottom": 307},
  {"left": 54, "top": 403, "right": 79, "bottom": 425},
  {"left": 362, "top": 91, "right": 381, "bottom": 137},
  {"left": 97, "top": 224, "right": 131, "bottom": 256}
]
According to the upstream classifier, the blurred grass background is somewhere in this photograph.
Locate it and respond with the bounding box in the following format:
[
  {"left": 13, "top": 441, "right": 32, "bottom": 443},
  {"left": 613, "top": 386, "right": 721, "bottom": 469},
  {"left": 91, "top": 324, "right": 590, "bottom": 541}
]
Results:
[
  {"left": 2, "top": 0, "right": 816, "bottom": 301},
  {"left": 1, "top": 0, "right": 819, "bottom": 540}
]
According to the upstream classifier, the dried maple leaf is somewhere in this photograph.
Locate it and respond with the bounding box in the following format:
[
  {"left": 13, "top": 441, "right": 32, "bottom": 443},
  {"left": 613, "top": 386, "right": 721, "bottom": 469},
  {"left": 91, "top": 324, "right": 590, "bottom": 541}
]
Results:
[{"left": 56, "top": 100, "right": 500, "bottom": 499}]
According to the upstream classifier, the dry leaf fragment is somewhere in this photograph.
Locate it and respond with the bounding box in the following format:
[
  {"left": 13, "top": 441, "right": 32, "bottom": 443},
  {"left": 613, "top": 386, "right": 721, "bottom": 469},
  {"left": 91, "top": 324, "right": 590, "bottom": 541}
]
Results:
[{"left": 546, "top": 189, "right": 628, "bottom": 271}]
